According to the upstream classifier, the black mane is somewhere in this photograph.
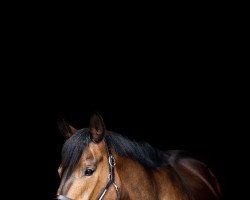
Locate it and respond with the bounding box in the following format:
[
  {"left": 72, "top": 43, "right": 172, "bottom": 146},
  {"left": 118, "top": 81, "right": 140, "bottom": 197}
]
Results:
[
  {"left": 61, "top": 129, "right": 169, "bottom": 179},
  {"left": 105, "top": 132, "right": 169, "bottom": 168},
  {"left": 61, "top": 129, "right": 90, "bottom": 180}
]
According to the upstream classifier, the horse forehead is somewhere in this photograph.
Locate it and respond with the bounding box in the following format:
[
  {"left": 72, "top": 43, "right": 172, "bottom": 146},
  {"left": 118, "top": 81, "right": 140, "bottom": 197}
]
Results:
[{"left": 82, "top": 142, "right": 104, "bottom": 160}]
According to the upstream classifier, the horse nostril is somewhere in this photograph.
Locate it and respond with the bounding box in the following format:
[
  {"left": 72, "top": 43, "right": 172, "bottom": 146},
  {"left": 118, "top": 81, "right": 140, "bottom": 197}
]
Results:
[{"left": 56, "top": 195, "right": 72, "bottom": 200}]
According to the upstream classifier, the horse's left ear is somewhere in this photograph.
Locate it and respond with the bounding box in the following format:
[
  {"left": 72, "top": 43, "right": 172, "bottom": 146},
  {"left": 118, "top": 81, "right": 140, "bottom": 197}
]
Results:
[
  {"left": 89, "top": 112, "right": 106, "bottom": 143},
  {"left": 57, "top": 116, "right": 78, "bottom": 139}
]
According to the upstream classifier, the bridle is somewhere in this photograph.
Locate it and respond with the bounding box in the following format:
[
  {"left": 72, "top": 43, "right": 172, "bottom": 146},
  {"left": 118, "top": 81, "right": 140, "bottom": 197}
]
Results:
[
  {"left": 97, "top": 139, "right": 120, "bottom": 200},
  {"left": 57, "top": 139, "right": 120, "bottom": 200}
]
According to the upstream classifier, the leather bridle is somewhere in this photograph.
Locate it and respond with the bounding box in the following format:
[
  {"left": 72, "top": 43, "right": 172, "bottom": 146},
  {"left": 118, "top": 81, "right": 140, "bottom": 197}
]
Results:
[
  {"left": 97, "top": 139, "right": 120, "bottom": 200},
  {"left": 57, "top": 139, "right": 120, "bottom": 200}
]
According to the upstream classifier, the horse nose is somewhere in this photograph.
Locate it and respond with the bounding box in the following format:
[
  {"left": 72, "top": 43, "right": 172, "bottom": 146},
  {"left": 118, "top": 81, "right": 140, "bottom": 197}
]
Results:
[{"left": 56, "top": 195, "right": 72, "bottom": 200}]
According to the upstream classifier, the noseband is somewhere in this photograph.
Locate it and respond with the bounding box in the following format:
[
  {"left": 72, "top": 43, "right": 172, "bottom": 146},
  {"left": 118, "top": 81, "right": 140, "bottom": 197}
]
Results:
[{"left": 97, "top": 139, "right": 120, "bottom": 200}]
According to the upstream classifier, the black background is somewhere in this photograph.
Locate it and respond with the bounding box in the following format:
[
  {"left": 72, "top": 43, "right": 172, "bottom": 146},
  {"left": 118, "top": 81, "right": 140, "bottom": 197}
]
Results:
[{"left": 2, "top": 5, "right": 246, "bottom": 200}]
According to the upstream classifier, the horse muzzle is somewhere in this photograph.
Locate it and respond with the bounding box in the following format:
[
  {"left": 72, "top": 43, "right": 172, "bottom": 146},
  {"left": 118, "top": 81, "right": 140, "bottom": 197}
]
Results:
[{"left": 56, "top": 195, "right": 72, "bottom": 200}]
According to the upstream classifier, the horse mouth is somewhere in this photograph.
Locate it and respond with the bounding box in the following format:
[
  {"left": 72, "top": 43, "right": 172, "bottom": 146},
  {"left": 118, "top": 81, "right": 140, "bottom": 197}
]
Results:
[{"left": 56, "top": 195, "right": 72, "bottom": 200}]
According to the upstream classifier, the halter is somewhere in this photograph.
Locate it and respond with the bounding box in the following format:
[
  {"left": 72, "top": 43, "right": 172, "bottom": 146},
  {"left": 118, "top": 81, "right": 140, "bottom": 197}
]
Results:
[
  {"left": 57, "top": 139, "right": 120, "bottom": 200},
  {"left": 97, "top": 139, "right": 120, "bottom": 200}
]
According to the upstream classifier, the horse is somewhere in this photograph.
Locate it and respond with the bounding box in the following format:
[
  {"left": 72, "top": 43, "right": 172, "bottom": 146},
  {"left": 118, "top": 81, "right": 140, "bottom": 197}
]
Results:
[{"left": 56, "top": 113, "right": 222, "bottom": 200}]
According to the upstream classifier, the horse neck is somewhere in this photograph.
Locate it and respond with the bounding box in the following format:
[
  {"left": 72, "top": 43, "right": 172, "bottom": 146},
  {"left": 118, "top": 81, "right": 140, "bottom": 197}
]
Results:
[
  {"left": 113, "top": 152, "right": 191, "bottom": 200},
  {"left": 114, "top": 152, "right": 158, "bottom": 199}
]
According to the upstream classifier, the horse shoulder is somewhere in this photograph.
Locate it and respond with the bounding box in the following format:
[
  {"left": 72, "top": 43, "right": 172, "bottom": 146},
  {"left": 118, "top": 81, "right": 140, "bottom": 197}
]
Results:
[
  {"left": 152, "top": 166, "right": 189, "bottom": 200},
  {"left": 168, "top": 155, "right": 222, "bottom": 200}
]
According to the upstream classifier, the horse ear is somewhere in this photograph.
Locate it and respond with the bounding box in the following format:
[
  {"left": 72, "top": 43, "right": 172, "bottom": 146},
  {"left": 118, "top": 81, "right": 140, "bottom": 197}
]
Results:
[
  {"left": 57, "top": 116, "right": 78, "bottom": 139},
  {"left": 89, "top": 112, "right": 106, "bottom": 143}
]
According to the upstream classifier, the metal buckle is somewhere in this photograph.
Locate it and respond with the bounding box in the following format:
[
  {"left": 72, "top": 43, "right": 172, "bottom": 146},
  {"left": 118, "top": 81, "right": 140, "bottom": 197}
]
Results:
[{"left": 109, "top": 155, "right": 116, "bottom": 167}]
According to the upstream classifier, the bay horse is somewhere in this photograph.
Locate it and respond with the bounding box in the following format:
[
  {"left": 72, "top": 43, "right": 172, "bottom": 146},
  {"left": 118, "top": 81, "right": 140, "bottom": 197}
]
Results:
[{"left": 56, "top": 113, "right": 222, "bottom": 200}]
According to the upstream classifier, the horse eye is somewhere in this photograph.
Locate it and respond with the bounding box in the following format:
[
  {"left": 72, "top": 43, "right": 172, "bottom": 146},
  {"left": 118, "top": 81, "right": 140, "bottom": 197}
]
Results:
[{"left": 84, "top": 168, "right": 94, "bottom": 176}]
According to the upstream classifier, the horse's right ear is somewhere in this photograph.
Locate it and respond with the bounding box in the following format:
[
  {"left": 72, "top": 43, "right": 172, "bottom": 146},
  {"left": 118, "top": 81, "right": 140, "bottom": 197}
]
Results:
[
  {"left": 57, "top": 116, "right": 78, "bottom": 139},
  {"left": 89, "top": 112, "right": 106, "bottom": 143}
]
